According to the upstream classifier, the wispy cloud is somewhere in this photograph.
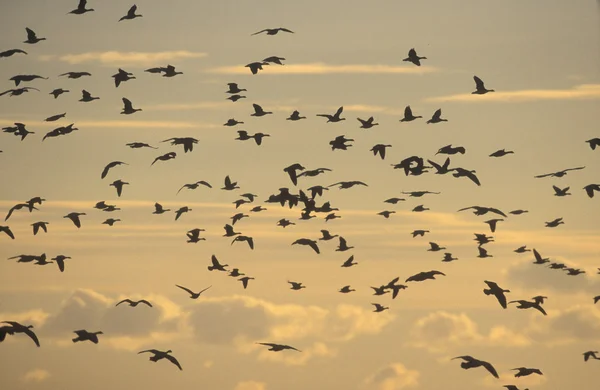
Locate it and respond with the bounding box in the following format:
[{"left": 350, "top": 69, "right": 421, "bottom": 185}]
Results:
[
  {"left": 39, "top": 51, "right": 207, "bottom": 67},
  {"left": 0, "top": 119, "right": 199, "bottom": 129},
  {"left": 22, "top": 369, "right": 50, "bottom": 384},
  {"left": 206, "top": 63, "right": 438, "bottom": 75},
  {"left": 426, "top": 84, "right": 600, "bottom": 103},
  {"left": 144, "top": 101, "right": 231, "bottom": 112}
]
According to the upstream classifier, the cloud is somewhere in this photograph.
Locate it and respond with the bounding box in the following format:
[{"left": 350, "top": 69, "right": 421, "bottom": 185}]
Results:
[
  {"left": 527, "top": 305, "right": 600, "bottom": 346},
  {"left": 503, "top": 260, "right": 600, "bottom": 293},
  {"left": 39, "top": 51, "right": 207, "bottom": 67},
  {"left": 0, "top": 119, "right": 199, "bottom": 129},
  {"left": 22, "top": 369, "right": 50, "bottom": 383},
  {"left": 482, "top": 370, "right": 547, "bottom": 388},
  {"left": 364, "top": 363, "right": 420, "bottom": 390},
  {"left": 425, "top": 84, "right": 600, "bottom": 103},
  {"left": 408, "top": 311, "right": 530, "bottom": 353},
  {"left": 144, "top": 101, "right": 231, "bottom": 112},
  {"left": 234, "top": 381, "right": 267, "bottom": 390},
  {"left": 206, "top": 63, "right": 438, "bottom": 75}
]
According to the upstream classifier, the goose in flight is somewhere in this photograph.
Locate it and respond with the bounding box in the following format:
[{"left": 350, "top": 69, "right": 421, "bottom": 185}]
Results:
[
  {"left": 232, "top": 235, "right": 254, "bottom": 249},
  {"left": 177, "top": 181, "right": 212, "bottom": 194},
  {"left": 548, "top": 262, "right": 566, "bottom": 269},
  {"left": 208, "top": 255, "right": 228, "bottom": 271},
  {"left": 372, "top": 303, "right": 389, "bottom": 312},
  {"left": 336, "top": 237, "right": 354, "bottom": 252},
  {"left": 477, "top": 246, "right": 493, "bottom": 258},
  {"left": 245, "top": 61, "right": 269, "bottom": 75},
  {"left": 227, "top": 94, "right": 246, "bottom": 102},
  {"left": 403, "top": 48, "right": 427, "bottom": 66},
  {"left": 24, "top": 28, "right": 46, "bottom": 44},
  {"left": 442, "top": 253, "right": 458, "bottom": 262},
  {"left": 11, "top": 74, "right": 48, "bottom": 86},
  {"left": 508, "top": 300, "right": 547, "bottom": 315},
  {"left": 489, "top": 149, "right": 514, "bottom": 157},
  {"left": 224, "top": 118, "right": 244, "bottom": 126},
  {"left": 102, "top": 218, "right": 120, "bottom": 226},
  {"left": 545, "top": 217, "right": 564, "bottom": 228},
  {"left": 101, "top": 161, "right": 127, "bottom": 179},
  {"left": 0, "top": 87, "right": 39, "bottom": 97},
  {"left": 44, "top": 112, "right": 66, "bottom": 122},
  {"left": 64, "top": 212, "right": 86, "bottom": 228},
  {"left": 385, "top": 197, "right": 406, "bottom": 204},
  {"left": 263, "top": 56, "right": 286, "bottom": 65},
  {"left": 72, "top": 330, "right": 103, "bottom": 344},
  {"left": 329, "top": 135, "right": 354, "bottom": 151},
  {"left": 436, "top": 144, "right": 466, "bottom": 155},
  {"left": 484, "top": 219, "right": 503, "bottom": 233},
  {"left": 231, "top": 213, "right": 248, "bottom": 225},
  {"left": 319, "top": 230, "right": 338, "bottom": 241},
  {"left": 341, "top": 255, "right": 357, "bottom": 267},
  {"left": 277, "top": 219, "right": 295, "bottom": 228},
  {"left": 119, "top": 5, "right": 142, "bottom": 21},
  {"left": 534, "top": 166, "right": 585, "bottom": 178},
  {"left": 52, "top": 255, "right": 71, "bottom": 272},
  {"left": 187, "top": 228, "right": 206, "bottom": 243},
  {"left": 175, "top": 285, "right": 211, "bottom": 299},
  {"left": 317, "top": 106, "right": 345, "bottom": 122},
  {"left": 5, "top": 203, "right": 35, "bottom": 221},
  {"left": 0, "top": 49, "right": 28, "bottom": 58},
  {"left": 174, "top": 206, "right": 191, "bottom": 221},
  {"left": 583, "top": 351, "right": 600, "bottom": 361},
  {"left": 378, "top": 210, "right": 395, "bottom": 219},
  {"left": 110, "top": 180, "right": 129, "bottom": 197},
  {"left": 371, "top": 286, "right": 389, "bottom": 296},
  {"left": 229, "top": 268, "right": 244, "bottom": 277},
  {"left": 483, "top": 281, "right": 510, "bottom": 309},
  {"left": 162, "top": 137, "right": 197, "bottom": 153},
  {"left": 69, "top": 0, "right": 94, "bottom": 14},
  {"left": 452, "top": 356, "right": 499, "bottom": 378},
  {"left": 287, "top": 110, "right": 306, "bottom": 121},
  {"left": 531, "top": 296, "right": 548, "bottom": 305},
  {"left": 138, "top": 349, "right": 182, "bottom": 370},
  {"left": 586, "top": 138, "right": 600, "bottom": 150},
  {"left": 222, "top": 175, "right": 240, "bottom": 190},
  {"left": 370, "top": 144, "right": 392, "bottom": 160},
  {"left": 151, "top": 152, "right": 177, "bottom": 166},
  {"left": 511, "top": 367, "right": 543, "bottom": 377},
  {"left": 79, "top": 89, "right": 99, "bottom": 102},
  {"left": 235, "top": 130, "right": 270, "bottom": 145},
  {"left": 1, "top": 321, "right": 40, "bottom": 347},
  {"left": 226, "top": 83, "right": 246, "bottom": 94},
  {"left": 121, "top": 98, "right": 142, "bottom": 115},
  {"left": 160, "top": 65, "right": 183, "bottom": 77},
  {"left": 584, "top": 184, "right": 600, "bottom": 198},
  {"left": 112, "top": 68, "right": 135, "bottom": 87},
  {"left": 328, "top": 181, "right": 367, "bottom": 189},
  {"left": 292, "top": 238, "right": 320, "bottom": 254},
  {"left": 564, "top": 267, "right": 586, "bottom": 276},
  {"left": 61, "top": 71, "right": 91, "bottom": 79},
  {"left": 298, "top": 167, "right": 332, "bottom": 178},
  {"left": 458, "top": 206, "right": 507, "bottom": 217},
  {"left": 257, "top": 342, "right": 301, "bottom": 352},
  {"left": 153, "top": 203, "right": 170, "bottom": 214},
  {"left": 552, "top": 185, "right": 571, "bottom": 197},
  {"left": 452, "top": 167, "right": 481, "bottom": 186},
  {"left": 406, "top": 270, "right": 445, "bottom": 282},
  {"left": 307, "top": 185, "right": 329, "bottom": 199},
  {"left": 251, "top": 28, "right": 294, "bottom": 36},
  {"left": 126, "top": 142, "right": 156, "bottom": 149},
  {"left": 251, "top": 103, "right": 273, "bottom": 117},
  {"left": 357, "top": 117, "right": 379, "bottom": 129},
  {"left": 412, "top": 205, "right": 429, "bottom": 212},
  {"left": 50, "top": 88, "right": 69, "bottom": 98},
  {"left": 31, "top": 221, "right": 49, "bottom": 235},
  {"left": 339, "top": 285, "right": 355, "bottom": 293},
  {"left": 400, "top": 106, "right": 422, "bottom": 122},
  {"left": 472, "top": 76, "right": 495, "bottom": 94},
  {"left": 426, "top": 109, "right": 447, "bottom": 124},
  {"left": 283, "top": 163, "right": 306, "bottom": 186},
  {"left": 428, "top": 242, "right": 446, "bottom": 252},
  {"left": 288, "top": 281, "right": 306, "bottom": 290},
  {"left": 116, "top": 299, "right": 152, "bottom": 307},
  {"left": 411, "top": 230, "right": 429, "bottom": 237},
  {"left": 514, "top": 246, "right": 530, "bottom": 253},
  {"left": 0, "top": 226, "right": 15, "bottom": 239},
  {"left": 239, "top": 276, "right": 255, "bottom": 289}
]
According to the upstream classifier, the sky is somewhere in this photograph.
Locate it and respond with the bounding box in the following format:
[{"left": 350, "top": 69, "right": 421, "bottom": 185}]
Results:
[{"left": 1, "top": 0, "right": 600, "bottom": 389}]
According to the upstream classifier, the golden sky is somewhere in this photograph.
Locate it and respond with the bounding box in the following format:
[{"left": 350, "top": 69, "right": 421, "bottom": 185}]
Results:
[{"left": 1, "top": 1, "right": 600, "bottom": 389}]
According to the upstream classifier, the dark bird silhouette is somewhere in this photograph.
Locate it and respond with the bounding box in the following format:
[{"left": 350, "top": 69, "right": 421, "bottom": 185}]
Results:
[
  {"left": 162, "top": 137, "right": 197, "bottom": 153},
  {"left": 226, "top": 83, "right": 246, "bottom": 94},
  {"left": 534, "top": 166, "right": 585, "bottom": 178},
  {"left": 319, "top": 230, "right": 338, "bottom": 241},
  {"left": 101, "top": 161, "right": 127, "bottom": 179},
  {"left": 161, "top": 65, "right": 183, "bottom": 77},
  {"left": 545, "top": 217, "right": 564, "bottom": 228},
  {"left": 511, "top": 367, "right": 543, "bottom": 377},
  {"left": 61, "top": 72, "right": 91, "bottom": 79},
  {"left": 263, "top": 56, "right": 286, "bottom": 65},
  {"left": 31, "top": 221, "right": 49, "bottom": 235},
  {"left": 330, "top": 135, "right": 354, "bottom": 151},
  {"left": 227, "top": 94, "right": 246, "bottom": 102},
  {"left": 175, "top": 285, "right": 211, "bottom": 299},
  {"left": 50, "top": 88, "right": 69, "bottom": 99},
  {"left": 251, "top": 103, "right": 273, "bottom": 117},
  {"left": 328, "top": 181, "right": 367, "bottom": 190},
  {"left": 584, "top": 184, "right": 600, "bottom": 198},
  {"left": 224, "top": 118, "right": 244, "bottom": 126},
  {"left": 1, "top": 321, "right": 40, "bottom": 347},
  {"left": 490, "top": 149, "right": 514, "bottom": 157},
  {"left": 24, "top": 28, "right": 46, "bottom": 44},
  {"left": 151, "top": 152, "right": 177, "bottom": 166},
  {"left": 232, "top": 235, "right": 254, "bottom": 250},
  {"left": 72, "top": 330, "right": 103, "bottom": 344},
  {"left": 378, "top": 210, "right": 395, "bottom": 219},
  {"left": 385, "top": 197, "right": 406, "bottom": 204},
  {"left": 428, "top": 158, "right": 452, "bottom": 174},
  {"left": 371, "top": 285, "right": 389, "bottom": 296},
  {"left": 0, "top": 49, "right": 28, "bottom": 58},
  {"left": 277, "top": 219, "right": 295, "bottom": 228},
  {"left": 69, "top": 0, "right": 94, "bottom": 15},
  {"left": 400, "top": 106, "right": 422, "bottom": 122},
  {"left": 245, "top": 61, "right": 269, "bottom": 75},
  {"left": 52, "top": 255, "right": 70, "bottom": 272},
  {"left": 484, "top": 219, "right": 503, "bottom": 233},
  {"left": 0, "top": 87, "right": 40, "bottom": 97},
  {"left": 583, "top": 351, "right": 600, "bottom": 361},
  {"left": 119, "top": 5, "right": 142, "bottom": 21},
  {"left": 442, "top": 253, "right": 458, "bottom": 262},
  {"left": 406, "top": 270, "right": 445, "bottom": 282},
  {"left": 174, "top": 206, "right": 191, "bottom": 221},
  {"left": 371, "top": 144, "right": 392, "bottom": 160},
  {"left": 341, "top": 255, "right": 357, "bottom": 268},
  {"left": 452, "top": 167, "right": 481, "bottom": 186},
  {"left": 208, "top": 255, "right": 228, "bottom": 271},
  {"left": 116, "top": 299, "right": 152, "bottom": 307},
  {"left": 514, "top": 246, "right": 530, "bottom": 253},
  {"left": 317, "top": 106, "right": 345, "bottom": 122},
  {"left": 553, "top": 185, "right": 571, "bottom": 197},
  {"left": 153, "top": 203, "right": 170, "bottom": 214},
  {"left": 112, "top": 68, "right": 135, "bottom": 87},
  {"left": 508, "top": 300, "right": 547, "bottom": 316},
  {"left": 11, "top": 74, "right": 48, "bottom": 86},
  {"left": 79, "top": 89, "right": 99, "bottom": 102},
  {"left": 64, "top": 212, "right": 86, "bottom": 228},
  {"left": 472, "top": 76, "right": 495, "bottom": 94},
  {"left": 426, "top": 109, "right": 447, "bottom": 124},
  {"left": 283, "top": 163, "right": 306, "bottom": 186},
  {"left": 586, "top": 138, "right": 600, "bottom": 150},
  {"left": 403, "top": 48, "right": 427, "bottom": 66},
  {"left": 5, "top": 203, "right": 35, "bottom": 221},
  {"left": 231, "top": 213, "right": 248, "bottom": 225},
  {"left": 257, "top": 342, "right": 301, "bottom": 352},
  {"left": 412, "top": 205, "right": 429, "bottom": 212},
  {"left": 239, "top": 276, "right": 255, "bottom": 289},
  {"left": 287, "top": 110, "right": 306, "bottom": 121},
  {"left": 565, "top": 267, "right": 586, "bottom": 276},
  {"left": 236, "top": 130, "right": 270, "bottom": 145},
  {"left": 357, "top": 116, "right": 379, "bottom": 129},
  {"left": 336, "top": 237, "right": 354, "bottom": 252},
  {"left": 411, "top": 230, "right": 429, "bottom": 238},
  {"left": 339, "top": 285, "right": 355, "bottom": 293},
  {"left": 288, "top": 281, "right": 306, "bottom": 290},
  {"left": 110, "top": 180, "right": 129, "bottom": 197},
  {"left": 126, "top": 142, "right": 156, "bottom": 149},
  {"left": 372, "top": 303, "right": 389, "bottom": 312},
  {"left": 121, "top": 98, "right": 142, "bottom": 115},
  {"left": 452, "top": 356, "right": 499, "bottom": 378},
  {"left": 436, "top": 145, "right": 466, "bottom": 155},
  {"left": 477, "top": 246, "right": 493, "bottom": 259},
  {"left": 458, "top": 206, "right": 507, "bottom": 217},
  {"left": 138, "top": 349, "right": 182, "bottom": 370},
  {"left": 177, "top": 181, "right": 212, "bottom": 194},
  {"left": 102, "top": 218, "right": 121, "bottom": 226},
  {"left": 292, "top": 238, "right": 320, "bottom": 254},
  {"left": 251, "top": 28, "right": 294, "bottom": 36},
  {"left": 428, "top": 242, "right": 446, "bottom": 252},
  {"left": 222, "top": 175, "right": 240, "bottom": 190},
  {"left": 44, "top": 112, "right": 66, "bottom": 122},
  {"left": 186, "top": 228, "right": 206, "bottom": 243},
  {"left": 483, "top": 281, "right": 510, "bottom": 309}
]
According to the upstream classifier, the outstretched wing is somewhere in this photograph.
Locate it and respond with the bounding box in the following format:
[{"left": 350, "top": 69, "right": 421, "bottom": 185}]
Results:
[
  {"left": 481, "top": 360, "right": 499, "bottom": 378},
  {"left": 473, "top": 75, "right": 485, "bottom": 90},
  {"left": 175, "top": 284, "right": 195, "bottom": 296},
  {"left": 165, "top": 354, "right": 183, "bottom": 370}
]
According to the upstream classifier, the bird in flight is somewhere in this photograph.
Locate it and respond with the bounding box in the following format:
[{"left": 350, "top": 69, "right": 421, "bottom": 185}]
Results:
[
  {"left": 24, "top": 28, "right": 46, "bottom": 44},
  {"left": 175, "top": 285, "right": 211, "bottom": 299},
  {"left": 121, "top": 98, "right": 142, "bottom": 115},
  {"left": 119, "top": 5, "right": 142, "bottom": 22},
  {"left": 292, "top": 238, "right": 320, "bottom": 254},
  {"left": 508, "top": 300, "right": 547, "bottom": 316},
  {"left": 472, "top": 76, "right": 495, "bottom": 94},
  {"left": 251, "top": 103, "right": 272, "bottom": 117},
  {"left": 0, "top": 49, "right": 28, "bottom": 58},
  {"left": 406, "top": 270, "right": 445, "bottom": 282},
  {"left": 534, "top": 166, "right": 585, "bottom": 178},
  {"left": 208, "top": 255, "right": 228, "bottom": 271},
  {"left": 426, "top": 109, "right": 447, "bottom": 124},
  {"left": 251, "top": 28, "right": 294, "bottom": 36},
  {"left": 583, "top": 351, "right": 600, "bottom": 361},
  {"left": 357, "top": 116, "right": 379, "bottom": 129},
  {"left": 245, "top": 62, "right": 269, "bottom": 75},
  {"left": 400, "top": 106, "right": 422, "bottom": 122},
  {"left": 403, "top": 48, "right": 427, "bottom": 66},
  {"left": 483, "top": 281, "right": 510, "bottom": 309},
  {"left": 162, "top": 137, "right": 197, "bottom": 153},
  {"left": 72, "top": 330, "right": 103, "bottom": 344},
  {"left": 64, "top": 212, "right": 86, "bottom": 228},
  {"left": 317, "top": 106, "right": 345, "bottom": 123},
  {"left": 116, "top": 299, "right": 152, "bottom": 307},
  {"left": 256, "top": 342, "right": 301, "bottom": 352},
  {"left": 1, "top": 321, "right": 40, "bottom": 347},
  {"left": 511, "top": 367, "right": 543, "bottom": 377},
  {"left": 584, "top": 184, "right": 600, "bottom": 198},
  {"left": 452, "top": 355, "right": 499, "bottom": 378},
  {"left": 138, "top": 349, "right": 182, "bottom": 370},
  {"left": 371, "top": 144, "right": 392, "bottom": 160},
  {"left": 69, "top": 0, "right": 94, "bottom": 15}
]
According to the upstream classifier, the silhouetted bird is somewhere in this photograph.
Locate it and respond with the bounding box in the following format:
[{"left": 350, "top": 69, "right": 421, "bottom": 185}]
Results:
[
  {"left": 371, "top": 144, "right": 392, "bottom": 160},
  {"left": 458, "top": 206, "right": 507, "bottom": 217},
  {"left": 239, "top": 276, "right": 254, "bottom": 289},
  {"left": 110, "top": 180, "right": 129, "bottom": 197},
  {"left": 174, "top": 206, "right": 191, "bottom": 221},
  {"left": 483, "top": 281, "right": 510, "bottom": 309},
  {"left": 119, "top": 5, "right": 142, "bottom": 21},
  {"left": 222, "top": 175, "right": 240, "bottom": 190},
  {"left": 411, "top": 230, "right": 429, "bottom": 237},
  {"left": 79, "top": 89, "right": 99, "bottom": 102},
  {"left": 224, "top": 118, "right": 244, "bottom": 126},
  {"left": 586, "top": 138, "right": 600, "bottom": 150},
  {"left": 452, "top": 167, "right": 481, "bottom": 186},
  {"left": 251, "top": 28, "right": 294, "bottom": 36},
  {"left": 61, "top": 71, "right": 91, "bottom": 79},
  {"left": 175, "top": 284, "right": 211, "bottom": 299},
  {"left": 186, "top": 228, "right": 206, "bottom": 243},
  {"left": 151, "top": 152, "right": 176, "bottom": 165},
  {"left": 69, "top": 0, "right": 94, "bottom": 15},
  {"left": 292, "top": 238, "right": 320, "bottom": 254},
  {"left": 511, "top": 367, "right": 543, "bottom": 377},
  {"left": 177, "top": 181, "right": 211, "bottom": 194},
  {"left": 584, "top": 184, "right": 600, "bottom": 198},
  {"left": 403, "top": 48, "right": 427, "bottom": 66},
  {"left": 406, "top": 270, "right": 445, "bottom": 282},
  {"left": 489, "top": 149, "right": 514, "bottom": 157},
  {"left": 484, "top": 219, "right": 503, "bottom": 233},
  {"left": 545, "top": 217, "right": 564, "bottom": 228},
  {"left": 452, "top": 356, "right": 499, "bottom": 378},
  {"left": 400, "top": 106, "right": 422, "bottom": 122},
  {"left": 287, "top": 110, "right": 306, "bottom": 121},
  {"left": 153, "top": 203, "right": 170, "bottom": 214},
  {"left": 553, "top": 185, "right": 571, "bottom": 197},
  {"left": 72, "top": 330, "right": 103, "bottom": 344},
  {"left": 514, "top": 246, "right": 530, "bottom": 253},
  {"left": 64, "top": 212, "right": 86, "bottom": 228},
  {"left": 208, "top": 255, "right": 228, "bottom": 271},
  {"left": 50, "top": 88, "right": 69, "bottom": 98},
  {"left": 427, "top": 109, "right": 447, "bottom": 124},
  {"left": 102, "top": 218, "right": 120, "bottom": 226},
  {"left": 508, "top": 300, "right": 547, "bottom": 316},
  {"left": 138, "top": 350, "right": 182, "bottom": 370},
  {"left": 0, "top": 87, "right": 39, "bottom": 97},
  {"left": 245, "top": 61, "right": 269, "bottom": 75},
  {"left": 116, "top": 299, "right": 152, "bottom": 307},
  {"left": 24, "top": 28, "right": 46, "bottom": 44},
  {"left": 11, "top": 74, "right": 48, "bottom": 86},
  {"left": 534, "top": 166, "right": 585, "bottom": 178},
  {"left": 162, "top": 137, "right": 197, "bottom": 153},
  {"left": 121, "top": 98, "right": 142, "bottom": 115},
  {"left": 251, "top": 103, "right": 272, "bottom": 117},
  {"left": 317, "top": 106, "right": 345, "bottom": 122},
  {"left": 1, "top": 321, "right": 40, "bottom": 347},
  {"left": 263, "top": 56, "right": 286, "bottom": 65},
  {"left": 232, "top": 235, "right": 254, "bottom": 249},
  {"left": 472, "top": 76, "right": 495, "bottom": 94},
  {"left": 357, "top": 116, "right": 379, "bottom": 129},
  {"left": 101, "top": 161, "right": 127, "bottom": 179},
  {"left": 341, "top": 255, "right": 357, "bottom": 268},
  {"left": 339, "top": 285, "right": 355, "bottom": 293},
  {"left": 0, "top": 226, "right": 15, "bottom": 239},
  {"left": 372, "top": 303, "right": 389, "bottom": 312},
  {"left": 0, "top": 49, "right": 28, "bottom": 58},
  {"left": 583, "top": 351, "right": 600, "bottom": 361}
]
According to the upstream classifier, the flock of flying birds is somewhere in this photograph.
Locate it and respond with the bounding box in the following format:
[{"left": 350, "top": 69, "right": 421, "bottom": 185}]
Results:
[{"left": 1, "top": 0, "right": 599, "bottom": 386}]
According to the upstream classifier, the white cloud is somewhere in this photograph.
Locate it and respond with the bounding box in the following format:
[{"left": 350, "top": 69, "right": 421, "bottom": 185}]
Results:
[
  {"left": 426, "top": 84, "right": 600, "bottom": 103},
  {"left": 22, "top": 369, "right": 50, "bottom": 383},
  {"left": 39, "top": 51, "right": 207, "bottom": 67},
  {"left": 207, "top": 63, "right": 438, "bottom": 75},
  {"left": 364, "top": 363, "right": 420, "bottom": 390},
  {"left": 234, "top": 380, "right": 267, "bottom": 390}
]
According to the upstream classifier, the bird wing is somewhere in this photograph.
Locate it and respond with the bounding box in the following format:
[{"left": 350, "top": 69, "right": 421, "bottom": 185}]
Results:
[
  {"left": 534, "top": 172, "right": 553, "bottom": 178},
  {"left": 122, "top": 98, "right": 133, "bottom": 111},
  {"left": 165, "top": 354, "right": 183, "bottom": 370},
  {"left": 241, "top": 278, "right": 249, "bottom": 289},
  {"left": 473, "top": 75, "right": 485, "bottom": 90},
  {"left": 211, "top": 255, "right": 221, "bottom": 267},
  {"left": 252, "top": 103, "right": 263, "bottom": 113},
  {"left": 335, "top": 106, "right": 344, "bottom": 117},
  {"left": 251, "top": 29, "right": 269, "bottom": 35},
  {"left": 481, "top": 361, "right": 499, "bottom": 378},
  {"left": 175, "top": 285, "right": 195, "bottom": 296},
  {"left": 280, "top": 28, "right": 294, "bottom": 33},
  {"left": 23, "top": 328, "right": 40, "bottom": 347},
  {"left": 533, "top": 249, "right": 542, "bottom": 262},
  {"left": 115, "top": 299, "right": 131, "bottom": 306},
  {"left": 565, "top": 166, "right": 585, "bottom": 172},
  {"left": 224, "top": 175, "right": 232, "bottom": 186},
  {"left": 534, "top": 304, "right": 547, "bottom": 316},
  {"left": 26, "top": 28, "right": 36, "bottom": 40},
  {"left": 138, "top": 349, "right": 160, "bottom": 354},
  {"left": 2, "top": 226, "right": 15, "bottom": 239},
  {"left": 432, "top": 109, "right": 442, "bottom": 119},
  {"left": 308, "top": 241, "right": 320, "bottom": 254},
  {"left": 127, "top": 5, "right": 137, "bottom": 16},
  {"left": 495, "top": 291, "right": 507, "bottom": 309},
  {"left": 198, "top": 181, "right": 212, "bottom": 188},
  {"left": 71, "top": 215, "right": 81, "bottom": 228},
  {"left": 101, "top": 164, "right": 112, "bottom": 179},
  {"left": 488, "top": 208, "right": 507, "bottom": 217}
]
